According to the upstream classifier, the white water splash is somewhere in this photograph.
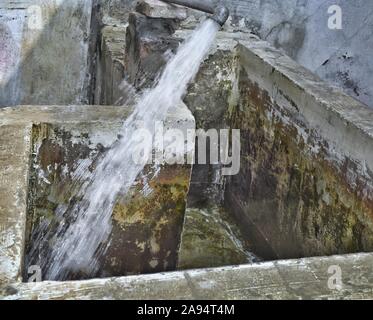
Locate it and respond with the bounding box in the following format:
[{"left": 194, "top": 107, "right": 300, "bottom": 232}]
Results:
[{"left": 44, "top": 19, "right": 220, "bottom": 280}]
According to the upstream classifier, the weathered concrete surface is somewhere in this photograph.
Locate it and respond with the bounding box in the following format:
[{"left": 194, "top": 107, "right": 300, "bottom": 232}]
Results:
[
  {"left": 0, "top": 0, "right": 93, "bottom": 106},
  {"left": 0, "top": 5, "right": 25, "bottom": 105},
  {"left": 0, "top": 124, "right": 32, "bottom": 285},
  {"left": 25, "top": 105, "right": 194, "bottom": 280},
  {"left": 0, "top": 103, "right": 195, "bottom": 283},
  {"left": 126, "top": 15, "right": 373, "bottom": 264},
  {"left": 2, "top": 253, "right": 373, "bottom": 300},
  {"left": 177, "top": 206, "right": 258, "bottom": 270},
  {"left": 179, "top": 32, "right": 259, "bottom": 267},
  {"left": 136, "top": 0, "right": 187, "bottom": 20},
  {"left": 1, "top": 0, "right": 372, "bottom": 108},
  {"left": 0, "top": 105, "right": 130, "bottom": 286},
  {"left": 225, "top": 38, "right": 373, "bottom": 260},
  {"left": 90, "top": 12, "right": 259, "bottom": 269},
  {"left": 0, "top": 105, "right": 131, "bottom": 125},
  {"left": 93, "top": 24, "right": 129, "bottom": 105},
  {"left": 1, "top": 6, "right": 371, "bottom": 298},
  {"left": 97, "top": 0, "right": 136, "bottom": 25}
]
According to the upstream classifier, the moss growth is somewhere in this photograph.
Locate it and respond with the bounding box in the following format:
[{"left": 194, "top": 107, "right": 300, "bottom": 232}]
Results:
[
  {"left": 112, "top": 168, "right": 189, "bottom": 230},
  {"left": 177, "top": 206, "right": 258, "bottom": 270}
]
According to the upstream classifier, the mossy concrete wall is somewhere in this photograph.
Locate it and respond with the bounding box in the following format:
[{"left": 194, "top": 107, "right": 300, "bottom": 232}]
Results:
[
  {"left": 225, "top": 40, "right": 373, "bottom": 260},
  {"left": 0, "top": 104, "right": 194, "bottom": 284},
  {"left": 25, "top": 122, "right": 192, "bottom": 280}
]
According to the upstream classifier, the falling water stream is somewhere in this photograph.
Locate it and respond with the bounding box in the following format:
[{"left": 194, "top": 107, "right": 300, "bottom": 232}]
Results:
[{"left": 39, "top": 19, "right": 220, "bottom": 280}]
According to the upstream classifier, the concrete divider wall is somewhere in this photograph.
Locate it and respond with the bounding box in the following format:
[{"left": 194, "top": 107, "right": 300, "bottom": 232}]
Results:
[{"left": 225, "top": 38, "right": 373, "bottom": 260}]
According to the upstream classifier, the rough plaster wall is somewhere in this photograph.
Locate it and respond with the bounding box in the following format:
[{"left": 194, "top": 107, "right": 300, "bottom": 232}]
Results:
[
  {"left": 216, "top": 0, "right": 373, "bottom": 108},
  {"left": 0, "top": 0, "right": 93, "bottom": 106}
]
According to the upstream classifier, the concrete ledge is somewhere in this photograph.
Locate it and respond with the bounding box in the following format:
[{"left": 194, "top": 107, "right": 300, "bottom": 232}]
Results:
[
  {"left": 0, "top": 123, "right": 31, "bottom": 284},
  {"left": 0, "top": 105, "right": 133, "bottom": 125},
  {"left": 2, "top": 253, "right": 373, "bottom": 300}
]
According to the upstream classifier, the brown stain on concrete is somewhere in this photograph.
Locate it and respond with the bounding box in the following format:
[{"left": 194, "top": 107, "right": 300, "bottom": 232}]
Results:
[
  {"left": 25, "top": 124, "right": 191, "bottom": 280},
  {"left": 105, "top": 165, "right": 190, "bottom": 276}
]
